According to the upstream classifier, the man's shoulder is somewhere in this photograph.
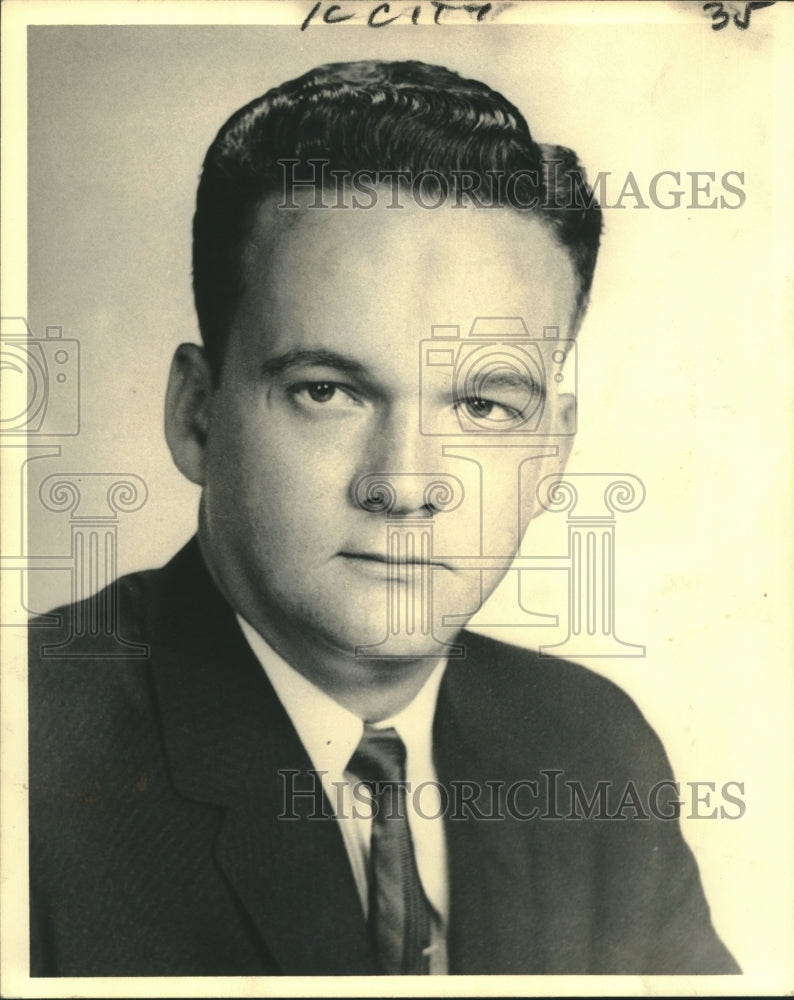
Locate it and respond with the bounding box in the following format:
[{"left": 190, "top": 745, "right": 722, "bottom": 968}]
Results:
[
  {"left": 29, "top": 563, "right": 158, "bottom": 643},
  {"left": 28, "top": 537, "right": 203, "bottom": 659},
  {"left": 27, "top": 542, "right": 203, "bottom": 768},
  {"left": 454, "top": 629, "right": 646, "bottom": 717},
  {"left": 447, "top": 631, "right": 671, "bottom": 780}
]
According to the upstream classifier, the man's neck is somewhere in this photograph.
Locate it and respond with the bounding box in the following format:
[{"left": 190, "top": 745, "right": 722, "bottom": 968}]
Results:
[{"left": 241, "top": 612, "right": 443, "bottom": 721}]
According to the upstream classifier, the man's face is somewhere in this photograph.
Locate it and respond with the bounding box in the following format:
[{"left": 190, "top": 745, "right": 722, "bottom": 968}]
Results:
[{"left": 186, "top": 198, "right": 578, "bottom": 667}]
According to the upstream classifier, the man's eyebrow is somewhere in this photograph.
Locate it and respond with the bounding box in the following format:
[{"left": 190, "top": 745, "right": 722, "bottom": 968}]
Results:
[
  {"left": 461, "top": 370, "right": 545, "bottom": 394},
  {"left": 260, "top": 349, "right": 368, "bottom": 379}
]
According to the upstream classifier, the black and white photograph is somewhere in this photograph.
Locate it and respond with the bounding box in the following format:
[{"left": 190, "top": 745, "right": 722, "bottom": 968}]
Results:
[{"left": 1, "top": 0, "right": 792, "bottom": 995}]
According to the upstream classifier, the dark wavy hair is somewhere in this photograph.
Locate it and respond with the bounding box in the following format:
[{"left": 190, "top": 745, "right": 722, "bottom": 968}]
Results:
[{"left": 193, "top": 60, "right": 602, "bottom": 377}]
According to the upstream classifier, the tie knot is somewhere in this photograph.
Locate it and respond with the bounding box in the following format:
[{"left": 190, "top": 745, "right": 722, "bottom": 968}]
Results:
[{"left": 348, "top": 725, "right": 406, "bottom": 787}]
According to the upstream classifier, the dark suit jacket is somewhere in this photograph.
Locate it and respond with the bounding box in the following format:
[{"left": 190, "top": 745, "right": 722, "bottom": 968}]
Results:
[{"left": 29, "top": 538, "right": 739, "bottom": 976}]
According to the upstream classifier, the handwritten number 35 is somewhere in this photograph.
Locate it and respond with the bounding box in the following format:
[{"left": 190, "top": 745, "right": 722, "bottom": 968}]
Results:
[{"left": 702, "top": 1, "right": 776, "bottom": 31}]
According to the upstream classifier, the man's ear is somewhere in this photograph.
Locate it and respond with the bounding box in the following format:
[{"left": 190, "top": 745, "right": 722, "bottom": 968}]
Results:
[
  {"left": 557, "top": 392, "right": 576, "bottom": 439},
  {"left": 164, "top": 343, "right": 214, "bottom": 486},
  {"left": 523, "top": 392, "right": 578, "bottom": 527},
  {"left": 554, "top": 392, "right": 577, "bottom": 469}
]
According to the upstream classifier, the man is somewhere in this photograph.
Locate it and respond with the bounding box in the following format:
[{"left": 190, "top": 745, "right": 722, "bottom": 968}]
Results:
[{"left": 28, "top": 60, "right": 739, "bottom": 976}]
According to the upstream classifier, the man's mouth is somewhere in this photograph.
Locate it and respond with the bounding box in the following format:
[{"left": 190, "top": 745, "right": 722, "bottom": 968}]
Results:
[{"left": 339, "top": 552, "right": 452, "bottom": 571}]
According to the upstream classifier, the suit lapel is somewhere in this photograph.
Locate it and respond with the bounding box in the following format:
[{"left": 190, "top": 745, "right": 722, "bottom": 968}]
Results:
[
  {"left": 434, "top": 634, "right": 547, "bottom": 975},
  {"left": 147, "top": 540, "right": 375, "bottom": 975}
]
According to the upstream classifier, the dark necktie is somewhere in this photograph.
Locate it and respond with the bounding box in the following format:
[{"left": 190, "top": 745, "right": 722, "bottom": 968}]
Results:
[{"left": 347, "top": 725, "right": 432, "bottom": 975}]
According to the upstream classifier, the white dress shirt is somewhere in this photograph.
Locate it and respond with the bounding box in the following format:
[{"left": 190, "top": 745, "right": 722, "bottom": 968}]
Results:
[{"left": 236, "top": 616, "right": 449, "bottom": 971}]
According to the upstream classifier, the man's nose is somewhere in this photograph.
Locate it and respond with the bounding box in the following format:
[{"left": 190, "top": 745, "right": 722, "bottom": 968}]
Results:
[{"left": 351, "top": 409, "right": 461, "bottom": 517}]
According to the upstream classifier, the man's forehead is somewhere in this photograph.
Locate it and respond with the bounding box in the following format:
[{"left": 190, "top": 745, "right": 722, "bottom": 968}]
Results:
[
  {"left": 248, "top": 191, "right": 574, "bottom": 275},
  {"left": 234, "top": 193, "right": 579, "bottom": 350}
]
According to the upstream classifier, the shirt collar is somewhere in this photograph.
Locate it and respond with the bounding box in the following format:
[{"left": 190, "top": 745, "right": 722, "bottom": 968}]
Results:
[{"left": 236, "top": 615, "right": 447, "bottom": 781}]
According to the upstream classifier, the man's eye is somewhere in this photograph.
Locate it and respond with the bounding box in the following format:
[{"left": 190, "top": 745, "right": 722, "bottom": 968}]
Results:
[
  {"left": 459, "top": 397, "right": 522, "bottom": 423},
  {"left": 288, "top": 381, "right": 362, "bottom": 411},
  {"left": 463, "top": 397, "right": 496, "bottom": 419},
  {"left": 305, "top": 382, "right": 337, "bottom": 403}
]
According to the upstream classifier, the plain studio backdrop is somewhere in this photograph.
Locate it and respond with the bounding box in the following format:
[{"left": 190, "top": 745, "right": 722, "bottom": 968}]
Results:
[{"left": 5, "top": 2, "right": 792, "bottom": 992}]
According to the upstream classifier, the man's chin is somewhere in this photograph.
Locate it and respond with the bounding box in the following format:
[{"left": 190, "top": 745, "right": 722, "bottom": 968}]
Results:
[
  {"left": 303, "top": 610, "right": 466, "bottom": 665},
  {"left": 350, "top": 627, "right": 463, "bottom": 664}
]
